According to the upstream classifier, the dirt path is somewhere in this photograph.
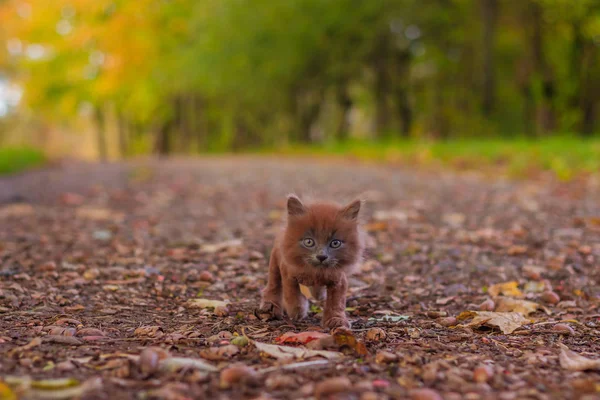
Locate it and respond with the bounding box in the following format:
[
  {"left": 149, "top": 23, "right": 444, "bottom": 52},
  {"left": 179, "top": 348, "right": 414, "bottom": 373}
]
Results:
[{"left": 1, "top": 157, "right": 599, "bottom": 400}]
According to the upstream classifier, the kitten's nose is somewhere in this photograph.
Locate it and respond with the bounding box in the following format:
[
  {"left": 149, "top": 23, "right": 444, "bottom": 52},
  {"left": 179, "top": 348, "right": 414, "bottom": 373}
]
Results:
[{"left": 316, "top": 255, "right": 328, "bottom": 263}]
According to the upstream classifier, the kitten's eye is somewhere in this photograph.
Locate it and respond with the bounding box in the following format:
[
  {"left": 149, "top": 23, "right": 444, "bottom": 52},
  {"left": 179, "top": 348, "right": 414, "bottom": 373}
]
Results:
[
  {"left": 302, "top": 238, "right": 315, "bottom": 247},
  {"left": 330, "top": 240, "right": 342, "bottom": 248}
]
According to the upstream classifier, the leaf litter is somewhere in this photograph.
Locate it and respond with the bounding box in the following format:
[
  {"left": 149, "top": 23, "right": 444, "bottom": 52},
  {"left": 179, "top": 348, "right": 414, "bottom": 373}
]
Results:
[{"left": 0, "top": 158, "right": 599, "bottom": 399}]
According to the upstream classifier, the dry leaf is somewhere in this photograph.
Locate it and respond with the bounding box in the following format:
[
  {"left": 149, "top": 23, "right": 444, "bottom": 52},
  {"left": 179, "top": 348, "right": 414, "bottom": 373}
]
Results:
[
  {"left": 134, "top": 326, "right": 164, "bottom": 338},
  {"left": 186, "top": 299, "right": 229, "bottom": 309},
  {"left": 159, "top": 357, "right": 218, "bottom": 372},
  {"left": 457, "top": 311, "right": 530, "bottom": 334},
  {"left": 199, "top": 345, "right": 240, "bottom": 361},
  {"left": 252, "top": 340, "right": 343, "bottom": 361},
  {"left": 199, "top": 240, "right": 243, "bottom": 254},
  {"left": 495, "top": 297, "right": 540, "bottom": 316},
  {"left": 331, "top": 328, "right": 368, "bottom": 356},
  {"left": 0, "top": 204, "right": 34, "bottom": 218},
  {"left": 488, "top": 281, "right": 523, "bottom": 298},
  {"left": 558, "top": 344, "right": 600, "bottom": 371},
  {"left": 275, "top": 331, "right": 331, "bottom": 345},
  {"left": 76, "top": 207, "right": 123, "bottom": 221}
]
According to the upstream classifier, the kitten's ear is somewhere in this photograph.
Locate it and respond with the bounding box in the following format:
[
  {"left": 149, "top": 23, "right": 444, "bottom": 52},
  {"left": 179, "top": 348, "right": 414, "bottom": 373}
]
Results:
[
  {"left": 287, "top": 194, "right": 306, "bottom": 217},
  {"left": 340, "top": 199, "right": 362, "bottom": 220}
]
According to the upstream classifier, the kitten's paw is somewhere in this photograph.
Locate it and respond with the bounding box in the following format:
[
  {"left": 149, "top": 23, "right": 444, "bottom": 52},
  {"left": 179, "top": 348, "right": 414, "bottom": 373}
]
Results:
[
  {"left": 258, "top": 299, "right": 283, "bottom": 318},
  {"left": 323, "top": 315, "right": 351, "bottom": 330}
]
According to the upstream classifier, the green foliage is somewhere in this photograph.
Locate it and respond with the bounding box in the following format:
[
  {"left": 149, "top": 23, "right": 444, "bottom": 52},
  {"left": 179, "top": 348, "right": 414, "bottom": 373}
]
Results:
[
  {"left": 0, "top": 147, "right": 46, "bottom": 175},
  {"left": 0, "top": 0, "right": 599, "bottom": 155},
  {"left": 270, "top": 136, "right": 600, "bottom": 181}
]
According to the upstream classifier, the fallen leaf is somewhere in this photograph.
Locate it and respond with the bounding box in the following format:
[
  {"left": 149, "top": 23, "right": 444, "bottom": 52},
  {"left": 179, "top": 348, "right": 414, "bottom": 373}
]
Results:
[
  {"left": 558, "top": 344, "right": 600, "bottom": 371},
  {"left": 367, "top": 315, "right": 410, "bottom": 323},
  {"left": 0, "top": 382, "right": 16, "bottom": 400},
  {"left": 373, "top": 210, "right": 407, "bottom": 222},
  {"left": 200, "top": 239, "right": 243, "bottom": 254},
  {"left": 364, "top": 221, "right": 388, "bottom": 232},
  {"left": 442, "top": 213, "right": 465, "bottom": 227},
  {"left": 76, "top": 207, "right": 123, "bottom": 221},
  {"left": 275, "top": 331, "right": 331, "bottom": 345},
  {"left": 199, "top": 345, "right": 239, "bottom": 361},
  {"left": 365, "top": 328, "right": 387, "bottom": 341},
  {"left": 495, "top": 297, "right": 540, "bottom": 316},
  {"left": 457, "top": 311, "right": 530, "bottom": 334},
  {"left": 185, "top": 299, "right": 229, "bottom": 309},
  {"left": 524, "top": 281, "right": 545, "bottom": 293},
  {"left": 252, "top": 340, "right": 343, "bottom": 361},
  {"left": 331, "top": 328, "right": 368, "bottom": 356},
  {"left": 488, "top": 281, "right": 523, "bottom": 298},
  {"left": 258, "top": 360, "right": 331, "bottom": 374},
  {"left": 507, "top": 245, "right": 528, "bottom": 255},
  {"left": 159, "top": 357, "right": 218, "bottom": 372},
  {"left": 134, "top": 326, "right": 164, "bottom": 338},
  {"left": 0, "top": 204, "right": 34, "bottom": 218},
  {"left": 42, "top": 336, "right": 82, "bottom": 346}
]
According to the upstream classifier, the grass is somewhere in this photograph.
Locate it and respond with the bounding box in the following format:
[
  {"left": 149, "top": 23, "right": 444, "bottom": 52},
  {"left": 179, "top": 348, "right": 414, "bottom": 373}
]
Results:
[
  {"left": 267, "top": 135, "right": 600, "bottom": 181},
  {"left": 0, "top": 147, "right": 46, "bottom": 175}
]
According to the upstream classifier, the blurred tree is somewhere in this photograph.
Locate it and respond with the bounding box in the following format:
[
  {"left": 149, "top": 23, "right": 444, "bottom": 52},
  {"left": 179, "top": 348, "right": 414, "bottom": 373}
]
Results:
[{"left": 0, "top": 0, "right": 598, "bottom": 156}]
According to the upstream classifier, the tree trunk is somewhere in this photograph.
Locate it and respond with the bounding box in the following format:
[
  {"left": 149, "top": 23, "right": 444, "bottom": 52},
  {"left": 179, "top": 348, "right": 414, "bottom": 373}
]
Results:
[
  {"left": 155, "top": 119, "right": 172, "bottom": 156},
  {"left": 530, "top": 1, "right": 555, "bottom": 134},
  {"left": 481, "top": 0, "right": 498, "bottom": 116},
  {"left": 396, "top": 88, "right": 412, "bottom": 137},
  {"left": 117, "top": 111, "right": 128, "bottom": 158},
  {"left": 372, "top": 32, "right": 391, "bottom": 137},
  {"left": 94, "top": 106, "right": 108, "bottom": 162},
  {"left": 335, "top": 84, "right": 352, "bottom": 141}
]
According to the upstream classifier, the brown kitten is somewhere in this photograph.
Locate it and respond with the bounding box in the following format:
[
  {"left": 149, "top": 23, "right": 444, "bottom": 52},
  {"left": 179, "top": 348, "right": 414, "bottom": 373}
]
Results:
[{"left": 259, "top": 194, "right": 365, "bottom": 329}]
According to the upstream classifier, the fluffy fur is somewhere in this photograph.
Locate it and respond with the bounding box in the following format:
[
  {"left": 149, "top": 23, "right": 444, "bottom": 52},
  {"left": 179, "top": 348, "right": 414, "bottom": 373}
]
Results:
[{"left": 259, "top": 194, "right": 365, "bottom": 329}]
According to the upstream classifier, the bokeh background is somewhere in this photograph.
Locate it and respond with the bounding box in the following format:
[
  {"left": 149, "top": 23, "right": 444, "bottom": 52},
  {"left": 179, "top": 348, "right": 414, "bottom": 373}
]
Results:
[{"left": 0, "top": 0, "right": 599, "bottom": 178}]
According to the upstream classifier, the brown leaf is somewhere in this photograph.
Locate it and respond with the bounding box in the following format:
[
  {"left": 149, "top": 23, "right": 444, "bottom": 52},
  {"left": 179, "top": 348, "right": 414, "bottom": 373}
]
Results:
[
  {"left": 134, "top": 326, "right": 164, "bottom": 338},
  {"left": 331, "top": 327, "right": 368, "bottom": 356},
  {"left": 558, "top": 344, "right": 600, "bottom": 371},
  {"left": 199, "top": 345, "right": 239, "bottom": 361},
  {"left": 457, "top": 311, "right": 530, "bottom": 334},
  {"left": 46, "top": 326, "right": 76, "bottom": 336},
  {"left": 495, "top": 297, "right": 540, "bottom": 316},
  {"left": 76, "top": 328, "right": 106, "bottom": 337},
  {"left": 43, "top": 335, "right": 83, "bottom": 345},
  {"left": 252, "top": 340, "right": 343, "bottom": 361}
]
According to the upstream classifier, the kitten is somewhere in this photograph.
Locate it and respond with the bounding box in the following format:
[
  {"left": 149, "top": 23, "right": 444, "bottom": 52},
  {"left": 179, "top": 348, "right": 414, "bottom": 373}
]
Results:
[{"left": 259, "top": 194, "right": 365, "bottom": 329}]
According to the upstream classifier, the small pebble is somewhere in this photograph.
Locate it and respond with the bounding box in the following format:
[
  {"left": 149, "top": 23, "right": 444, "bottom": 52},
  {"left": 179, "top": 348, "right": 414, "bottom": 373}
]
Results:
[
  {"left": 199, "top": 271, "right": 214, "bottom": 282},
  {"left": 473, "top": 364, "right": 494, "bottom": 383},
  {"left": 551, "top": 323, "right": 575, "bottom": 335},
  {"left": 314, "top": 376, "right": 352, "bottom": 398},
  {"left": 437, "top": 316, "right": 457, "bottom": 327},
  {"left": 219, "top": 364, "right": 257, "bottom": 388},
  {"left": 541, "top": 291, "right": 560, "bottom": 305},
  {"left": 409, "top": 388, "right": 443, "bottom": 400}
]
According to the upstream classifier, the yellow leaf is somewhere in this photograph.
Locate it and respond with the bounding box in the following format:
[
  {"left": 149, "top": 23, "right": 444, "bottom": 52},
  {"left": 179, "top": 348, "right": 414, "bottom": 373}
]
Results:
[{"left": 488, "top": 281, "right": 523, "bottom": 298}]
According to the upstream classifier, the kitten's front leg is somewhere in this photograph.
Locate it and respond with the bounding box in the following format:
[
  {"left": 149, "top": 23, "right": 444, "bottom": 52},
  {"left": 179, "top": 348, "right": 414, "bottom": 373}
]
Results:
[
  {"left": 323, "top": 274, "right": 350, "bottom": 329},
  {"left": 282, "top": 273, "right": 308, "bottom": 320},
  {"left": 259, "top": 249, "right": 283, "bottom": 318}
]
